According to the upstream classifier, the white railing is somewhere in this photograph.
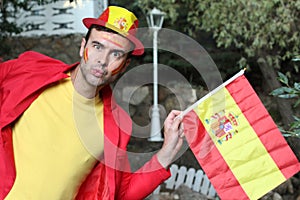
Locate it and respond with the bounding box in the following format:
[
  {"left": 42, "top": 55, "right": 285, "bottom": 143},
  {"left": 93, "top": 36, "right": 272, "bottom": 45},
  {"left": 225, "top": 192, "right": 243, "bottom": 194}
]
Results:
[{"left": 151, "top": 164, "right": 217, "bottom": 199}]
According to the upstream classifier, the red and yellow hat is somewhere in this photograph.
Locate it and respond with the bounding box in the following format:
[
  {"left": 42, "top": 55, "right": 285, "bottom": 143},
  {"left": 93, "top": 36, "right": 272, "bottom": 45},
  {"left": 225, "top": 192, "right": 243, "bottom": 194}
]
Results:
[{"left": 83, "top": 6, "right": 144, "bottom": 56}]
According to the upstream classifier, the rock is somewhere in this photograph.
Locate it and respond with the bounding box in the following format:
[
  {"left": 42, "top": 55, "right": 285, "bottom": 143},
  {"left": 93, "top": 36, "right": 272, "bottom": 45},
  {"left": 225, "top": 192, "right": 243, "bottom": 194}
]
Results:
[
  {"left": 123, "top": 86, "right": 149, "bottom": 105},
  {"left": 173, "top": 185, "right": 210, "bottom": 200},
  {"left": 275, "top": 179, "right": 293, "bottom": 194},
  {"left": 272, "top": 192, "right": 283, "bottom": 200},
  {"left": 260, "top": 191, "right": 274, "bottom": 200},
  {"left": 166, "top": 81, "right": 197, "bottom": 105},
  {"left": 164, "top": 94, "right": 182, "bottom": 113},
  {"left": 173, "top": 194, "right": 180, "bottom": 200}
]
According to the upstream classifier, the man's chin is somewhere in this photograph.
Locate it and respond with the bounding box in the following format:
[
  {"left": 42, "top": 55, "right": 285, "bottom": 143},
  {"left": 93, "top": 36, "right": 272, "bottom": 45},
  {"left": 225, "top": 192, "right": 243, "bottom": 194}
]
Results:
[{"left": 89, "top": 79, "right": 109, "bottom": 88}]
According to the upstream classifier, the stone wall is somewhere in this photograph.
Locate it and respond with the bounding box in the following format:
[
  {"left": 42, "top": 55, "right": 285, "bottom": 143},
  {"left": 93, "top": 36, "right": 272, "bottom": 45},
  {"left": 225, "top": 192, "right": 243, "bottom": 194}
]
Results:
[{"left": 2, "top": 34, "right": 83, "bottom": 64}]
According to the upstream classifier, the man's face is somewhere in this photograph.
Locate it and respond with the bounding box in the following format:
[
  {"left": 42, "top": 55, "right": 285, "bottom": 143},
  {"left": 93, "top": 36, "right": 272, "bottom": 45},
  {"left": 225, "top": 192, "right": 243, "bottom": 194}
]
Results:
[{"left": 78, "top": 29, "right": 132, "bottom": 87}]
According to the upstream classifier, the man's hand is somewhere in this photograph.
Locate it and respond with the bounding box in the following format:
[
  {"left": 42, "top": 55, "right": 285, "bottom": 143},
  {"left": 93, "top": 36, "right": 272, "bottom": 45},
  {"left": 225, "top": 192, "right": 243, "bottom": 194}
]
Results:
[{"left": 156, "top": 110, "right": 184, "bottom": 169}]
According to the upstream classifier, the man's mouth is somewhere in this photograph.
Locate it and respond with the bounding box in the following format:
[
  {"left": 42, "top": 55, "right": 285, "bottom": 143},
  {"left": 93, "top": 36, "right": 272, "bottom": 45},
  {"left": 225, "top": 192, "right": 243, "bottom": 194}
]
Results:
[{"left": 91, "top": 68, "right": 105, "bottom": 77}]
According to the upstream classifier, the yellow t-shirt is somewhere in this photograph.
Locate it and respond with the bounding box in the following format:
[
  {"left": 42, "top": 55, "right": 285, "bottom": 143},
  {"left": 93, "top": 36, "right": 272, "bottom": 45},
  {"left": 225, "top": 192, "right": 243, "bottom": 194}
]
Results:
[{"left": 6, "top": 76, "right": 104, "bottom": 200}]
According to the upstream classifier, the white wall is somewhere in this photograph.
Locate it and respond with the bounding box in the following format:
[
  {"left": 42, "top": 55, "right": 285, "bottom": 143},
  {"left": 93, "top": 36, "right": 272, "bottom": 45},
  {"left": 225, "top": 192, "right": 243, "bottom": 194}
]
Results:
[{"left": 14, "top": 0, "right": 107, "bottom": 36}]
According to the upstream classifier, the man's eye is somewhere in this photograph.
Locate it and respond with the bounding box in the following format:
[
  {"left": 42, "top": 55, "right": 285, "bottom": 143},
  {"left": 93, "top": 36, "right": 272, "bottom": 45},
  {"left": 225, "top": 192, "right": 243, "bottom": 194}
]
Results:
[
  {"left": 94, "top": 44, "right": 102, "bottom": 50},
  {"left": 112, "top": 51, "right": 123, "bottom": 58}
]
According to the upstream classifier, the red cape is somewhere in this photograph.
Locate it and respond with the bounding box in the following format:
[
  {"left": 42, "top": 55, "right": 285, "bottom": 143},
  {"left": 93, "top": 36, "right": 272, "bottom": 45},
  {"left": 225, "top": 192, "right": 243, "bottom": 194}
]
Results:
[{"left": 0, "top": 51, "right": 170, "bottom": 200}]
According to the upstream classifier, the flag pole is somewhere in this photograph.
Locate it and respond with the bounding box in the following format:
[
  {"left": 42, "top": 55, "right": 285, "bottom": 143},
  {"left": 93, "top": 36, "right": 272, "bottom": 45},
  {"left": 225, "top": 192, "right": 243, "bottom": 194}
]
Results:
[{"left": 177, "top": 68, "right": 246, "bottom": 119}]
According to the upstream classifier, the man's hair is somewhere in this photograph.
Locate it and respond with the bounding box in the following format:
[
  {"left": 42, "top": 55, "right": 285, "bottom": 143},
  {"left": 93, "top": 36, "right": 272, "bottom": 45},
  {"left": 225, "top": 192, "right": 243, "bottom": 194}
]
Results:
[{"left": 84, "top": 24, "right": 134, "bottom": 57}]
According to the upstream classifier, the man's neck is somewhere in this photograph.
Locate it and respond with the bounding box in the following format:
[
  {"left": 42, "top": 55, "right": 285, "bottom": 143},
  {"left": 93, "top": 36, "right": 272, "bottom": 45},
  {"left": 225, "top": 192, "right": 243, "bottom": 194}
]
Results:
[{"left": 70, "top": 67, "right": 102, "bottom": 99}]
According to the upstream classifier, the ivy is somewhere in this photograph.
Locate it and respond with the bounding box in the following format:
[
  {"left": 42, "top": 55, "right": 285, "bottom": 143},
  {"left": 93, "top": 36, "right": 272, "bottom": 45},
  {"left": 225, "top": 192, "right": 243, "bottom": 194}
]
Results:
[{"left": 271, "top": 72, "right": 300, "bottom": 138}]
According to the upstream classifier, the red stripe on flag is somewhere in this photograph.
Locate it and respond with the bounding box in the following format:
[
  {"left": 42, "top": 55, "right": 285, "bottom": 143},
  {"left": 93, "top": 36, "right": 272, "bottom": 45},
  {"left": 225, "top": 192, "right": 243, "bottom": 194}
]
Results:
[
  {"left": 226, "top": 76, "right": 300, "bottom": 179},
  {"left": 184, "top": 110, "right": 248, "bottom": 200}
]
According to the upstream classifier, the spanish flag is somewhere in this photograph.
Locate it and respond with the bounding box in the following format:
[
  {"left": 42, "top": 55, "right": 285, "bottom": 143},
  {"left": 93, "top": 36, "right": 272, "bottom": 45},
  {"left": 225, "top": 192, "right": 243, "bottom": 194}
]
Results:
[{"left": 183, "top": 70, "right": 300, "bottom": 200}]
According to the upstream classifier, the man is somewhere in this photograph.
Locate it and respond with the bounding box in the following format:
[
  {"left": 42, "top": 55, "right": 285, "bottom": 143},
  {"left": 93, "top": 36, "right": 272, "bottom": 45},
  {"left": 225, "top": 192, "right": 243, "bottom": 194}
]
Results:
[{"left": 0, "top": 5, "right": 184, "bottom": 200}]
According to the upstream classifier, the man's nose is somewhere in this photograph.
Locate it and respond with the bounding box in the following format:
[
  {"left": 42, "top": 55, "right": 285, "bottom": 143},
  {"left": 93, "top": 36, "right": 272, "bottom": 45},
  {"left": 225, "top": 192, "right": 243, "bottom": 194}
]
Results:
[{"left": 97, "top": 51, "right": 109, "bottom": 68}]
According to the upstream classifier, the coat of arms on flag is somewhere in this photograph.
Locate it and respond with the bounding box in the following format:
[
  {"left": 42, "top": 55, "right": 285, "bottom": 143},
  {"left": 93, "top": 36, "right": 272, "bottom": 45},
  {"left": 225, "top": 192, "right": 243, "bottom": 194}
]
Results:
[
  {"left": 205, "top": 110, "right": 239, "bottom": 145},
  {"left": 181, "top": 69, "right": 300, "bottom": 200}
]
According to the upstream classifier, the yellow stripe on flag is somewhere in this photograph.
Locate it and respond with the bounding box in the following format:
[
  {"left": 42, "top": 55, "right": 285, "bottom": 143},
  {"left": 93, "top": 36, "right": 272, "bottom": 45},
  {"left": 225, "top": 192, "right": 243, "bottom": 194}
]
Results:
[{"left": 194, "top": 87, "right": 286, "bottom": 199}]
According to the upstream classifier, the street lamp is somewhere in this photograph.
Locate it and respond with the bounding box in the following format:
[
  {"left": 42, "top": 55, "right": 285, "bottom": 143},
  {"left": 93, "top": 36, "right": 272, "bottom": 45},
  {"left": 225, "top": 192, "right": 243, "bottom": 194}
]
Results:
[{"left": 147, "top": 8, "right": 165, "bottom": 142}]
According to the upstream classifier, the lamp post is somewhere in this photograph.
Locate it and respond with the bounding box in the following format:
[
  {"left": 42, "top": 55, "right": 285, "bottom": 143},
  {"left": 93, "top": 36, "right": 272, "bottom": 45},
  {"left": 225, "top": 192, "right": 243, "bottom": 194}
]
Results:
[{"left": 147, "top": 8, "right": 165, "bottom": 142}]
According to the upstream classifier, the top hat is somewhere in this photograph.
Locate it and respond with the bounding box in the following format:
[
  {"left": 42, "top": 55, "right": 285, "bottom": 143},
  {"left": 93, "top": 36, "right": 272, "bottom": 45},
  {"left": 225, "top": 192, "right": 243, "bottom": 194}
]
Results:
[{"left": 83, "top": 6, "right": 144, "bottom": 56}]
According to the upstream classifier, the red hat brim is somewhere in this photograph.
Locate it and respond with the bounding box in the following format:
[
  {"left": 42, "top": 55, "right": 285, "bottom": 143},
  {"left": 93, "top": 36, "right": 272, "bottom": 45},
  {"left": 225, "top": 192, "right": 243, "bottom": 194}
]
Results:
[{"left": 83, "top": 18, "right": 144, "bottom": 56}]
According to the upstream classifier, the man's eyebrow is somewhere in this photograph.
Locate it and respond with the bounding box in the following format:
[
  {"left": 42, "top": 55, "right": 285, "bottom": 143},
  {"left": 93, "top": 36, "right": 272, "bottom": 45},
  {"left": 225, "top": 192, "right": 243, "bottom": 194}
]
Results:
[
  {"left": 91, "top": 41, "right": 102, "bottom": 46},
  {"left": 112, "top": 49, "right": 126, "bottom": 55},
  {"left": 91, "top": 40, "right": 127, "bottom": 55}
]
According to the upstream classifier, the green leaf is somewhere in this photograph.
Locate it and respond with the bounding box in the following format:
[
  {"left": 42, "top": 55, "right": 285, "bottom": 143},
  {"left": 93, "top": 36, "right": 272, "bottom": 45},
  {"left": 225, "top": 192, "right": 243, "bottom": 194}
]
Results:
[
  {"left": 294, "top": 82, "right": 300, "bottom": 91},
  {"left": 277, "top": 72, "right": 289, "bottom": 85},
  {"left": 278, "top": 94, "right": 298, "bottom": 98},
  {"left": 293, "top": 115, "right": 300, "bottom": 121},
  {"left": 294, "top": 99, "right": 300, "bottom": 108},
  {"left": 270, "top": 87, "right": 293, "bottom": 95},
  {"left": 290, "top": 123, "right": 300, "bottom": 130}
]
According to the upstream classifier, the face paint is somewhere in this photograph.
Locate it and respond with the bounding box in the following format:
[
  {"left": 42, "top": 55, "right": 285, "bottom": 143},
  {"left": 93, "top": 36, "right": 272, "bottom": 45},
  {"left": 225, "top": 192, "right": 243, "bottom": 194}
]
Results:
[
  {"left": 111, "top": 60, "right": 126, "bottom": 75},
  {"left": 84, "top": 48, "right": 89, "bottom": 63},
  {"left": 101, "top": 34, "right": 124, "bottom": 48}
]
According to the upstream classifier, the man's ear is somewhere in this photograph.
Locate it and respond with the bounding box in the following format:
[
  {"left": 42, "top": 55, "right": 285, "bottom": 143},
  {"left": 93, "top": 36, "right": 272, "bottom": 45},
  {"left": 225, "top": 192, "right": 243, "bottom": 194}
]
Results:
[{"left": 79, "top": 38, "right": 87, "bottom": 57}]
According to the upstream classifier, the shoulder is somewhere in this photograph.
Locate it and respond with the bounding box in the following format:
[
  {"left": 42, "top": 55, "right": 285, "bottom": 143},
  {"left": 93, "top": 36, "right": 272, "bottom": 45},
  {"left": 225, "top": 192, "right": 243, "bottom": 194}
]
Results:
[
  {"left": 18, "top": 51, "right": 68, "bottom": 66},
  {"left": 12, "top": 51, "right": 72, "bottom": 75},
  {"left": 19, "top": 51, "right": 47, "bottom": 58}
]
